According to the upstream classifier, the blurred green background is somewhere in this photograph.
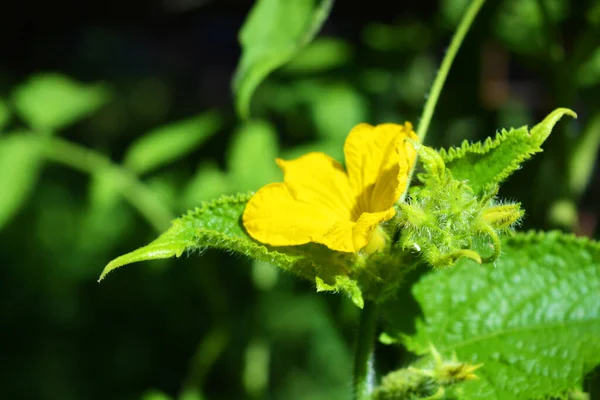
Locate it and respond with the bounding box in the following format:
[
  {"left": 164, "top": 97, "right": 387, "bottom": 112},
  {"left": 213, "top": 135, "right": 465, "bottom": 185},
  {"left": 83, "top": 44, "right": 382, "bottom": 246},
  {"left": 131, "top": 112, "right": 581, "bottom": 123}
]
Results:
[{"left": 1, "top": 0, "right": 599, "bottom": 399}]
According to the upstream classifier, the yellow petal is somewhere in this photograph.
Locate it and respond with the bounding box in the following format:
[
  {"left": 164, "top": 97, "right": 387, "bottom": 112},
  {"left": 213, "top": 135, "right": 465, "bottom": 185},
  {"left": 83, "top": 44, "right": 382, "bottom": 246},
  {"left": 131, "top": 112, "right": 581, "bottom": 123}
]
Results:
[
  {"left": 352, "top": 209, "right": 396, "bottom": 250},
  {"left": 344, "top": 122, "right": 418, "bottom": 214},
  {"left": 243, "top": 152, "right": 358, "bottom": 252},
  {"left": 276, "top": 153, "right": 354, "bottom": 219}
]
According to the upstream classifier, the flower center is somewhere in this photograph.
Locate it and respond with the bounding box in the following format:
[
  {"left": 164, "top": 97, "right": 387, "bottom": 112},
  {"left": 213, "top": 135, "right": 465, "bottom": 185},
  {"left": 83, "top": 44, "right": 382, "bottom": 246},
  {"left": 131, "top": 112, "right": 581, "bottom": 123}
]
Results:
[{"left": 363, "top": 225, "right": 387, "bottom": 254}]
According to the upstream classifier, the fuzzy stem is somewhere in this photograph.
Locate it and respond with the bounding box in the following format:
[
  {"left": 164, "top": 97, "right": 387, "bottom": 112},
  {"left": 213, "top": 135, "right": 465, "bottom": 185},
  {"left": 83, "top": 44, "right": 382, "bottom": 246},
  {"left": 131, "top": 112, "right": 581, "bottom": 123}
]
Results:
[
  {"left": 353, "top": 300, "right": 379, "bottom": 400},
  {"left": 43, "top": 136, "right": 174, "bottom": 232},
  {"left": 416, "top": 0, "right": 486, "bottom": 143},
  {"left": 401, "top": 0, "right": 486, "bottom": 205}
]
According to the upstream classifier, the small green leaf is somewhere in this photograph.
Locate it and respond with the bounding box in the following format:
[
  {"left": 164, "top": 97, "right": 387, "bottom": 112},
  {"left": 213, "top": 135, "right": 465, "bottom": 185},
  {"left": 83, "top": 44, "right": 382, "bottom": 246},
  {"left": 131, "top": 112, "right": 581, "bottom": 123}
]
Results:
[
  {"left": 316, "top": 275, "right": 364, "bottom": 308},
  {"left": 0, "top": 133, "right": 44, "bottom": 230},
  {"left": 441, "top": 108, "right": 576, "bottom": 196},
  {"left": 99, "top": 194, "right": 356, "bottom": 302},
  {"left": 123, "top": 111, "right": 221, "bottom": 175},
  {"left": 0, "top": 99, "right": 10, "bottom": 131},
  {"left": 232, "top": 0, "right": 334, "bottom": 118},
  {"left": 402, "top": 231, "right": 600, "bottom": 399},
  {"left": 227, "top": 120, "right": 280, "bottom": 192},
  {"left": 280, "top": 37, "right": 352, "bottom": 74},
  {"left": 12, "top": 73, "right": 110, "bottom": 131},
  {"left": 530, "top": 107, "right": 577, "bottom": 145}
]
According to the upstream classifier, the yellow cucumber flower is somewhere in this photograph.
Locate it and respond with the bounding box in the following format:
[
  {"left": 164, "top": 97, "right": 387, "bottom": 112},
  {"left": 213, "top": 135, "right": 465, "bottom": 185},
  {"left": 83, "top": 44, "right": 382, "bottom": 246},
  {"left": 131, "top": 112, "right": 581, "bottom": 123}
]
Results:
[{"left": 242, "top": 122, "right": 418, "bottom": 253}]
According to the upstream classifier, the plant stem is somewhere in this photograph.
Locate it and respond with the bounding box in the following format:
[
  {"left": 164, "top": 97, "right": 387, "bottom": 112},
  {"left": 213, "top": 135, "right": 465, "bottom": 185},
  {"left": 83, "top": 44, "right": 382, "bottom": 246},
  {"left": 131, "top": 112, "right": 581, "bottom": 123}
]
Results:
[
  {"left": 43, "top": 136, "right": 174, "bottom": 232},
  {"left": 400, "top": 0, "right": 486, "bottom": 204},
  {"left": 416, "top": 0, "right": 485, "bottom": 143},
  {"left": 353, "top": 300, "right": 379, "bottom": 400}
]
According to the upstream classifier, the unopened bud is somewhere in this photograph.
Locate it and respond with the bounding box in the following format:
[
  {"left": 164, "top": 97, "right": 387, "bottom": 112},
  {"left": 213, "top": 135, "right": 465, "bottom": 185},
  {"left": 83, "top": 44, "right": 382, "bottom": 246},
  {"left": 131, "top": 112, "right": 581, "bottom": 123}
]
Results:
[{"left": 482, "top": 203, "right": 523, "bottom": 230}]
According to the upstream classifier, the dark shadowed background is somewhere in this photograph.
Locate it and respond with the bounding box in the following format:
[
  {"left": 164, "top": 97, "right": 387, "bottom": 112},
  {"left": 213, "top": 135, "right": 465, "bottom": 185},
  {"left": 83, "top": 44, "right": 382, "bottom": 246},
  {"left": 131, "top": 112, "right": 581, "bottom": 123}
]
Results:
[{"left": 1, "top": 0, "right": 599, "bottom": 399}]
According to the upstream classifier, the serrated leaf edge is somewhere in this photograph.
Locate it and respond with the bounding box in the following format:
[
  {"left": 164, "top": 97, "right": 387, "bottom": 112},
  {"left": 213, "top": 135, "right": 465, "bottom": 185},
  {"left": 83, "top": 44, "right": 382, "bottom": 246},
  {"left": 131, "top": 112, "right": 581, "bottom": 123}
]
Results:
[{"left": 439, "top": 126, "right": 533, "bottom": 163}]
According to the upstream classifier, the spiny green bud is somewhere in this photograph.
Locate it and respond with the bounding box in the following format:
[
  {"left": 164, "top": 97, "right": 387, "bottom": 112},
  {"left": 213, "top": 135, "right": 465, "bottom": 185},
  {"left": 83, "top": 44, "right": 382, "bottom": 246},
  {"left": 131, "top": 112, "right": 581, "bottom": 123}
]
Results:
[
  {"left": 398, "top": 203, "right": 430, "bottom": 227},
  {"left": 372, "top": 346, "right": 482, "bottom": 400},
  {"left": 428, "top": 346, "right": 481, "bottom": 386},
  {"left": 395, "top": 143, "right": 523, "bottom": 268},
  {"left": 482, "top": 203, "right": 523, "bottom": 230}
]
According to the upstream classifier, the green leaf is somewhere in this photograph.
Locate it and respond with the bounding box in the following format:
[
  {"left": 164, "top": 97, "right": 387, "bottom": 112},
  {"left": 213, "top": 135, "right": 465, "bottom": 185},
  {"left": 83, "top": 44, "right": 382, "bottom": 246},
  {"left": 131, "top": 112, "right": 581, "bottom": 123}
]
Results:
[
  {"left": 280, "top": 37, "right": 352, "bottom": 74},
  {"left": 441, "top": 108, "right": 576, "bottom": 196},
  {"left": 316, "top": 275, "right": 363, "bottom": 308},
  {"left": 232, "top": 0, "right": 334, "bottom": 118},
  {"left": 99, "top": 193, "right": 358, "bottom": 304},
  {"left": 123, "top": 111, "right": 221, "bottom": 175},
  {"left": 403, "top": 231, "right": 600, "bottom": 399},
  {"left": 227, "top": 120, "right": 280, "bottom": 192},
  {"left": 0, "top": 99, "right": 10, "bottom": 131},
  {"left": 12, "top": 73, "right": 110, "bottom": 131},
  {"left": 0, "top": 133, "right": 44, "bottom": 230}
]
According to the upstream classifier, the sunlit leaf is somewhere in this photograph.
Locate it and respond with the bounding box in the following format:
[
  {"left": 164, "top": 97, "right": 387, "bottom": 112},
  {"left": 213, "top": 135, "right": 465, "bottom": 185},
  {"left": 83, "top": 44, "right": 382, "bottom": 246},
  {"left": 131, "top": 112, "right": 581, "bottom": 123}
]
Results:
[
  {"left": 0, "top": 133, "right": 43, "bottom": 230},
  {"left": 123, "top": 111, "right": 221, "bottom": 175},
  {"left": 441, "top": 108, "right": 576, "bottom": 196},
  {"left": 12, "top": 73, "right": 110, "bottom": 132},
  {"left": 232, "top": 0, "right": 334, "bottom": 118},
  {"left": 227, "top": 120, "right": 280, "bottom": 191},
  {"left": 401, "top": 231, "right": 600, "bottom": 399},
  {"left": 99, "top": 194, "right": 359, "bottom": 304}
]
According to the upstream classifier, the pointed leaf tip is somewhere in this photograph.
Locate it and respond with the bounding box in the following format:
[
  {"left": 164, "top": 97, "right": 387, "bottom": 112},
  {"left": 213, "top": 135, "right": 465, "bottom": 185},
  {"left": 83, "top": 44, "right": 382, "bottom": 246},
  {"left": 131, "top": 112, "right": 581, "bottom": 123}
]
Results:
[
  {"left": 531, "top": 107, "right": 577, "bottom": 145},
  {"left": 98, "top": 229, "right": 192, "bottom": 282}
]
